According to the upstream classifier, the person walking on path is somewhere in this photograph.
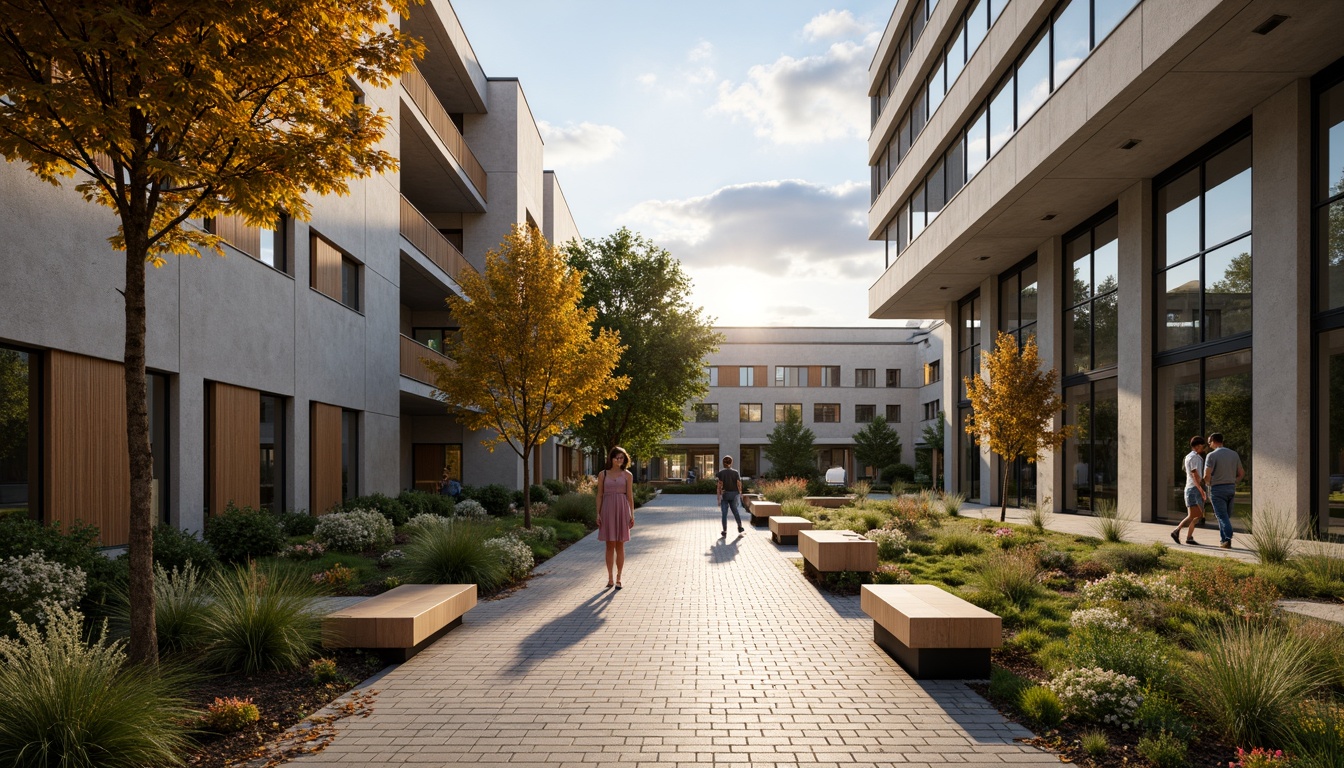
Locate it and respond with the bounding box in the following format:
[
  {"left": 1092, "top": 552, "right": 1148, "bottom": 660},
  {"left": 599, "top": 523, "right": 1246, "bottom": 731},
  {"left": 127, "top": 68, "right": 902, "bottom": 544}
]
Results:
[
  {"left": 716, "top": 456, "right": 745, "bottom": 538},
  {"left": 1171, "top": 436, "right": 1209, "bottom": 545},
  {"left": 596, "top": 446, "right": 635, "bottom": 589},
  {"left": 1203, "top": 433, "right": 1245, "bottom": 549}
]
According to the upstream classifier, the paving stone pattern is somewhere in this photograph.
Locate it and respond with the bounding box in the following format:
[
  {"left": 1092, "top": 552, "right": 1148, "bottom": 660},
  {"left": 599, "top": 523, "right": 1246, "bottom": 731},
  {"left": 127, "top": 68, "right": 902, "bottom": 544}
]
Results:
[{"left": 293, "top": 494, "right": 1054, "bottom": 767}]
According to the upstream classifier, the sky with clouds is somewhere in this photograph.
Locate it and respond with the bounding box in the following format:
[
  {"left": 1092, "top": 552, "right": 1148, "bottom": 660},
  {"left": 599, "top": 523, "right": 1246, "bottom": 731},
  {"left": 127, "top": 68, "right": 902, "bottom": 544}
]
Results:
[{"left": 452, "top": 1, "right": 907, "bottom": 328}]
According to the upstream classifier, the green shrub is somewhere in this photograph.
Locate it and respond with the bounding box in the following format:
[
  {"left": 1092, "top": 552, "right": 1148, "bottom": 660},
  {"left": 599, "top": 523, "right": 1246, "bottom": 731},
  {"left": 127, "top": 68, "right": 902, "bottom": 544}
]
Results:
[
  {"left": 1068, "top": 626, "right": 1175, "bottom": 688},
  {"left": 542, "top": 479, "right": 567, "bottom": 497},
  {"left": 974, "top": 549, "right": 1041, "bottom": 608},
  {"left": 633, "top": 483, "right": 656, "bottom": 508},
  {"left": 401, "top": 521, "right": 506, "bottom": 591},
  {"left": 1259, "top": 563, "right": 1313, "bottom": 598},
  {"left": 1048, "top": 667, "right": 1142, "bottom": 726},
  {"left": 1175, "top": 565, "right": 1280, "bottom": 619},
  {"left": 780, "top": 499, "right": 813, "bottom": 520},
  {"left": 201, "top": 562, "right": 321, "bottom": 674},
  {"left": 271, "top": 509, "right": 317, "bottom": 537},
  {"left": 202, "top": 696, "right": 260, "bottom": 733},
  {"left": 938, "top": 530, "right": 984, "bottom": 556},
  {"left": 339, "top": 493, "right": 408, "bottom": 526},
  {"left": 868, "top": 528, "right": 908, "bottom": 560},
  {"left": 656, "top": 479, "right": 718, "bottom": 494},
  {"left": 398, "top": 490, "right": 455, "bottom": 519},
  {"left": 888, "top": 463, "right": 915, "bottom": 483},
  {"left": 1006, "top": 628, "right": 1050, "bottom": 652},
  {"left": 1080, "top": 730, "right": 1109, "bottom": 758},
  {"left": 0, "top": 516, "right": 123, "bottom": 618},
  {"left": 1183, "top": 620, "right": 1333, "bottom": 747},
  {"left": 1283, "top": 699, "right": 1344, "bottom": 768},
  {"left": 1091, "top": 542, "right": 1165, "bottom": 574},
  {"left": 1296, "top": 538, "right": 1344, "bottom": 596},
  {"left": 549, "top": 493, "right": 596, "bottom": 526},
  {"left": 0, "top": 607, "right": 191, "bottom": 768},
  {"left": 0, "top": 552, "right": 87, "bottom": 634},
  {"left": 757, "top": 478, "right": 808, "bottom": 503},
  {"left": 1136, "top": 731, "right": 1187, "bottom": 768},
  {"left": 988, "top": 667, "right": 1030, "bottom": 702},
  {"left": 464, "top": 484, "right": 512, "bottom": 516},
  {"left": 148, "top": 524, "right": 219, "bottom": 572},
  {"left": 1134, "top": 689, "right": 1192, "bottom": 739},
  {"left": 527, "top": 485, "right": 553, "bottom": 505},
  {"left": 1019, "top": 685, "right": 1063, "bottom": 727},
  {"left": 205, "top": 503, "right": 285, "bottom": 563}
]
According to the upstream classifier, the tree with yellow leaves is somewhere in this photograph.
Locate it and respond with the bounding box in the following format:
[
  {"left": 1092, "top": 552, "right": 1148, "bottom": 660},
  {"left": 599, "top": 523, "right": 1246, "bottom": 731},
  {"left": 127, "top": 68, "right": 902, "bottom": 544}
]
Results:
[
  {"left": 0, "top": 1, "right": 421, "bottom": 665},
  {"left": 964, "top": 332, "right": 1071, "bottom": 522},
  {"left": 427, "top": 226, "right": 628, "bottom": 529}
]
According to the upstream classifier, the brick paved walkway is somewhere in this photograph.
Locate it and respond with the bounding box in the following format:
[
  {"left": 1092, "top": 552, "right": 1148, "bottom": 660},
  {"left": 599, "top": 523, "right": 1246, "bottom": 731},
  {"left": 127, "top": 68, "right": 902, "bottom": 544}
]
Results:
[{"left": 293, "top": 494, "right": 1055, "bottom": 767}]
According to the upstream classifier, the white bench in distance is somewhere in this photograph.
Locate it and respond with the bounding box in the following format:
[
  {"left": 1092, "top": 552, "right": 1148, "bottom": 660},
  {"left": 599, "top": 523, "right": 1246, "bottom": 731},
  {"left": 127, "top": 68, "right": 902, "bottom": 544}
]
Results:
[
  {"left": 323, "top": 583, "right": 477, "bottom": 662},
  {"left": 861, "top": 584, "right": 1002, "bottom": 679}
]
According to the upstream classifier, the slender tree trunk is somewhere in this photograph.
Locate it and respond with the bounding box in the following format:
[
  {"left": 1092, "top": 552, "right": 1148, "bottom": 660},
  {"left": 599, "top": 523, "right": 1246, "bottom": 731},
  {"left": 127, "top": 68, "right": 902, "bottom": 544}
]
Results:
[
  {"left": 522, "top": 445, "right": 532, "bottom": 529},
  {"left": 124, "top": 238, "right": 157, "bottom": 666},
  {"left": 999, "top": 459, "right": 1010, "bottom": 523}
]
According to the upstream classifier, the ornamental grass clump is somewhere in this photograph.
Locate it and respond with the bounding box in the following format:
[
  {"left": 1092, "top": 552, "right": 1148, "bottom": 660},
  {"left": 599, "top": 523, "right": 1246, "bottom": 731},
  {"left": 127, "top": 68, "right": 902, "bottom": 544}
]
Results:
[
  {"left": 1090, "top": 499, "right": 1133, "bottom": 543},
  {"left": 942, "top": 492, "right": 965, "bottom": 517},
  {"left": 402, "top": 521, "right": 506, "bottom": 591},
  {"left": 0, "top": 607, "right": 191, "bottom": 768},
  {"left": 1019, "top": 685, "right": 1063, "bottom": 727},
  {"left": 1245, "top": 506, "right": 1299, "bottom": 566},
  {"left": 937, "top": 529, "right": 984, "bottom": 556},
  {"left": 758, "top": 477, "right": 808, "bottom": 503},
  {"left": 201, "top": 562, "right": 322, "bottom": 674},
  {"left": 143, "top": 562, "right": 209, "bottom": 656},
  {"left": 404, "top": 513, "right": 454, "bottom": 534},
  {"left": 1048, "top": 667, "right": 1143, "bottom": 728},
  {"left": 780, "top": 499, "right": 814, "bottom": 520},
  {"left": 974, "top": 549, "right": 1042, "bottom": 608},
  {"left": 1182, "top": 619, "right": 1333, "bottom": 747},
  {"left": 313, "top": 508, "right": 394, "bottom": 552}
]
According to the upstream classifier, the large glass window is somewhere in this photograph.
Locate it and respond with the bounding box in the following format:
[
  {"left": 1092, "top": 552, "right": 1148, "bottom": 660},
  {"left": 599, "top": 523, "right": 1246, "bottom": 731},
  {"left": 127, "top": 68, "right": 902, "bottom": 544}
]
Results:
[
  {"left": 693, "top": 403, "right": 719, "bottom": 423},
  {"left": 856, "top": 369, "right": 876, "bottom": 388},
  {"left": 958, "top": 293, "right": 982, "bottom": 400},
  {"left": 960, "top": 405, "right": 980, "bottom": 499},
  {"left": 821, "top": 366, "right": 841, "bottom": 387},
  {"left": 260, "top": 394, "right": 284, "bottom": 512},
  {"left": 1318, "top": 77, "right": 1344, "bottom": 310},
  {"left": 814, "top": 404, "right": 840, "bottom": 423},
  {"left": 887, "top": 404, "right": 902, "bottom": 422},
  {"left": 0, "top": 346, "right": 37, "bottom": 515},
  {"left": 1157, "top": 137, "right": 1253, "bottom": 352},
  {"left": 1065, "top": 211, "right": 1120, "bottom": 374},
  {"left": 1156, "top": 350, "right": 1251, "bottom": 523},
  {"left": 774, "top": 403, "right": 801, "bottom": 422},
  {"left": 1000, "top": 258, "right": 1039, "bottom": 508},
  {"left": 739, "top": 367, "right": 756, "bottom": 386},
  {"left": 856, "top": 405, "right": 876, "bottom": 423},
  {"left": 341, "top": 410, "right": 359, "bottom": 501},
  {"left": 775, "top": 366, "right": 806, "bottom": 387},
  {"left": 740, "top": 403, "right": 762, "bottom": 423},
  {"left": 1064, "top": 378, "right": 1118, "bottom": 513},
  {"left": 1317, "top": 329, "right": 1344, "bottom": 534},
  {"left": 1314, "top": 69, "right": 1344, "bottom": 533}
]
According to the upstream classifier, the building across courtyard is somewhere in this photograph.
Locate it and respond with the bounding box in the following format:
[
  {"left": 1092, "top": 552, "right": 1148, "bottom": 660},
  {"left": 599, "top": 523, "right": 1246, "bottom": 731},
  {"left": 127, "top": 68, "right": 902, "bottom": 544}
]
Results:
[{"left": 866, "top": 0, "right": 1344, "bottom": 534}]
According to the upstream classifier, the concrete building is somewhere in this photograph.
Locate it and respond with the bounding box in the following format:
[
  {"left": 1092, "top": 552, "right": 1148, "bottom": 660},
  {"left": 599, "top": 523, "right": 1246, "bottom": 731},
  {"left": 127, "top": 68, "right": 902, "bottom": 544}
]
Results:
[
  {"left": 649, "top": 326, "right": 948, "bottom": 484},
  {"left": 866, "top": 0, "right": 1344, "bottom": 534},
  {"left": 0, "top": 1, "right": 582, "bottom": 545}
]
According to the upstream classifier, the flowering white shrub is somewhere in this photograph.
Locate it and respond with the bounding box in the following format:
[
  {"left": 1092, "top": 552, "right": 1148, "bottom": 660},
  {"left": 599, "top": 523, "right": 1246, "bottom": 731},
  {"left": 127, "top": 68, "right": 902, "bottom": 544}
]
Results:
[
  {"left": 1069, "top": 607, "right": 1129, "bottom": 632},
  {"left": 280, "top": 541, "right": 325, "bottom": 560},
  {"left": 0, "top": 552, "right": 87, "bottom": 625},
  {"left": 517, "top": 525, "right": 557, "bottom": 544},
  {"left": 379, "top": 549, "right": 405, "bottom": 566},
  {"left": 1079, "top": 572, "right": 1187, "bottom": 605},
  {"left": 313, "top": 508, "right": 394, "bottom": 552},
  {"left": 404, "top": 514, "right": 453, "bottom": 534},
  {"left": 867, "top": 528, "right": 908, "bottom": 560},
  {"left": 454, "top": 499, "right": 489, "bottom": 521},
  {"left": 1047, "top": 667, "right": 1143, "bottom": 727},
  {"left": 484, "top": 535, "right": 535, "bottom": 582}
]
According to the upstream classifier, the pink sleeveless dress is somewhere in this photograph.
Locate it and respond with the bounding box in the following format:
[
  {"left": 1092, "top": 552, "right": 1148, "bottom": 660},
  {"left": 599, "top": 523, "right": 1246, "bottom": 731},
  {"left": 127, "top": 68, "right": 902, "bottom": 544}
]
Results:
[{"left": 597, "top": 471, "right": 632, "bottom": 542}]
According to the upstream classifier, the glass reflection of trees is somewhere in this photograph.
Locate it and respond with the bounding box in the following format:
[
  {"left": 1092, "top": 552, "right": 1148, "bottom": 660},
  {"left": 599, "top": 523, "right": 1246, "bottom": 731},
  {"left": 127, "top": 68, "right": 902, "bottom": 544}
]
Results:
[{"left": 0, "top": 348, "right": 31, "bottom": 512}]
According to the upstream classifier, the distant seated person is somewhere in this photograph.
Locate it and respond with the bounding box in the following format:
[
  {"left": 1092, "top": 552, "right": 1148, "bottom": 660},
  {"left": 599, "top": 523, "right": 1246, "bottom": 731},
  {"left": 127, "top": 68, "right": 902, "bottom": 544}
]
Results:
[
  {"left": 440, "top": 470, "right": 463, "bottom": 501},
  {"left": 687, "top": 467, "right": 697, "bottom": 484}
]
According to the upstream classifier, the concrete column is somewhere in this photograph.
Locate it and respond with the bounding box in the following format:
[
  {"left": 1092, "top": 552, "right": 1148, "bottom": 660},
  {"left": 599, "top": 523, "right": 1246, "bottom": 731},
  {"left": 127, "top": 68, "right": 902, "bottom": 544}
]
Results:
[
  {"left": 294, "top": 399, "right": 310, "bottom": 513},
  {"left": 1116, "top": 180, "right": 1154, "bottom": 522},
  {"left": 980, "top": 274, "right": 999, "bottom": 507},
  {"left": 1251, "top": 80, "right": 1312, "bottom": 531},
  {"left": 1034, "top": 235, "right": 1065, "bottom": 514},
  {"left": 942, "top": 301, "right": 958, "bottom": 496},
  {"left": 172, "top": 374, "right": 205, "bottom": 534}
]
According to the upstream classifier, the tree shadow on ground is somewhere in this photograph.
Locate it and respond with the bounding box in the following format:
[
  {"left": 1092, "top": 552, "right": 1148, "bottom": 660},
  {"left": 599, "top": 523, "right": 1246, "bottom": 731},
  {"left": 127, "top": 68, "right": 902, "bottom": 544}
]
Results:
[{"left": 916, "top": 678, "right": 1038, "bottom": 746}]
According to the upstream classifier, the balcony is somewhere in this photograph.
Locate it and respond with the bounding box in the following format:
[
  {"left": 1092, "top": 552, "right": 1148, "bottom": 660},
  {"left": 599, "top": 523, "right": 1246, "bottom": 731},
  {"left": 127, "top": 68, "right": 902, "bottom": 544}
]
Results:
[
  {"left": 400, "top": 334, "right": 452, "bottom": 387},
  {"left": 400, "top": 195, "right": 476, "bottom": 286},
  {"left": 401, "top": 64, "right": 487, "bottom": 205}
]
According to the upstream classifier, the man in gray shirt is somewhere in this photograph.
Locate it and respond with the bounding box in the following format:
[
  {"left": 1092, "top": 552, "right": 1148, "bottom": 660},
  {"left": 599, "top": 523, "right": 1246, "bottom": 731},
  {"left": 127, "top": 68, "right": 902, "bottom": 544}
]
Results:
[{"left": 1202, "top": 433, "right": 1245, "bottom": 548}]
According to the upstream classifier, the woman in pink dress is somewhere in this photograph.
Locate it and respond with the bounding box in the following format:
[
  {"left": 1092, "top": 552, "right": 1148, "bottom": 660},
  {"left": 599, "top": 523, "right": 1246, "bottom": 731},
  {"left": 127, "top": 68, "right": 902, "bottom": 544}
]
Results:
[{"left": 595, "top": 446, "right": 635, "bottom": 589}]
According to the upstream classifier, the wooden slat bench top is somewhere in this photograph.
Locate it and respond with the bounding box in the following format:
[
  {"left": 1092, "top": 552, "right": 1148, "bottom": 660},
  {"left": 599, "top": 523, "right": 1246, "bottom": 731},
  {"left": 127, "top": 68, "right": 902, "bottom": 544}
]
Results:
[
  {"left": 324, "top": 583, "right": 477, "bottom": 651},
  {"left": 861, "top": 584, "right": 1002, "bottom": 649},
  {"left": 798, "top": 529, "right": 877, "bottom": 572},
  {"left": 768, "top": 516, "right": 813, "bottom": 533}
]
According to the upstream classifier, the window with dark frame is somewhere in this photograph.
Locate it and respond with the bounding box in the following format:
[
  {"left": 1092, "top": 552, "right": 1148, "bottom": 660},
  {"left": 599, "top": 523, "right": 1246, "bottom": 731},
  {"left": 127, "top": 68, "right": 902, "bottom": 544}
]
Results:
[
  {"left": 739, "top": 403, "right": 762, "bottom": 423},
  {"left": 1064, "top": 209, "right": 1120, "bottom": 374},
  {"left": 924, "top": 360, "right": 941, "bottom": 385},
  {"left": 856, "top": 404, "right": 876, "bottom": 423},
  {"left": 923, "top": 400, "right": 940, "bottom": 421},
  {"left": 774, "top": 403, "right": 801, "bottom": 422},
  {"left": 886, "top": 404, "right": 902, "bottom": 423},
  {"left": 1311, "top": 61, "right": 1344, "bottom": 533},
  {"left": 693, "top": 403, "right": 719, "bottom": 422},
  {"left": 814, "top": 403, "right": 840, "bottom": 423},
  {"left": 886, "top": 368, "right": 901, "bottom": 387},
  {"left": 775, "top": 366, "right": 807, "bottom": 387},
  {"left": 856, "top": 369, "right": 876, "bottom": 388}
]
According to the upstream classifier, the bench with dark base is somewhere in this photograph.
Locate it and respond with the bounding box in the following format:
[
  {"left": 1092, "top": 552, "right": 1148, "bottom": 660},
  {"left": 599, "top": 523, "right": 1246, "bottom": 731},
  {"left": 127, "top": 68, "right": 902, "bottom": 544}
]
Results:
[
  {"left": 323, "top": 583, "right": 477, "bottom": 663},
  {"left": 798, "top": 529, "right": 877, "bottom": 577},
  {"left": 804, "top": 495, "right": 855, "bottom": 509},
  {"left": 860, "top": 584, "right": 1002, "bottom": 679},
  {"left": 749, "top": 500, "right": 781, "bottom": 526},
  {"left": 741, "top": 493, "right": 763, "bottom": 510},
  {"left": 768, "top": 515, "right": 813, "bottom": 544}
]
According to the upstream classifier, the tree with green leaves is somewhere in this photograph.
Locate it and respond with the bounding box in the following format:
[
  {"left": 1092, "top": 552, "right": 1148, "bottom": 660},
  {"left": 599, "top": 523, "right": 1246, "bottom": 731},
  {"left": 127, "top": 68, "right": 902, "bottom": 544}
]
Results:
[
  {"left": 917, "top": 411, "right": 945, "bottom": 488},
  {"left": 853, "top": 416, "right": 901, "bottom": 483},
  {"left": 428, "top": 226, "right": 628, "bottom": 529},
  {"left": 964, "top": 333, "right": 1071, "bottom": 521},
  {"left": 0, "top": 0, "right": 420, "bottom": 665},
  {"left": 764, "top": 408, "right": 817, "bottom": 480},
  {"left": 564, "top": 228, "right": 721, "bottom": 460}
]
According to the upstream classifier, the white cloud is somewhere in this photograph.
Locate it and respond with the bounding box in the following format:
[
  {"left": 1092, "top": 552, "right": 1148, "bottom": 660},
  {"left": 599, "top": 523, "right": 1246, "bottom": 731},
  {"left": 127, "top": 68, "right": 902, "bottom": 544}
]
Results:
[
  {"left": 713, "top": 29, "right": 879, "bottom": 144},
  {"left": 687, "top": 40, "right": 714, "bottom": 62},
  {"left": 803, "top": 9, "right": 867, "bottom": 41},
  {"left": 538, "top": 120, "right": 625, "bottom": 168},
  {"left": 620, "top": 179, "right": 881, "bottom": 280},
  {"left": 637, "top": 73, "right": 657, "bottom": 87}
]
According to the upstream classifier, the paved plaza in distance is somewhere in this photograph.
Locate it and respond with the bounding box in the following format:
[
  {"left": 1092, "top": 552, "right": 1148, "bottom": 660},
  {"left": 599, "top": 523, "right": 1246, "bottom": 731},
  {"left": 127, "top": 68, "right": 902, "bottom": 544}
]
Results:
[{"left": 293, "top": 494, "right": 1054, "bottom": 767}]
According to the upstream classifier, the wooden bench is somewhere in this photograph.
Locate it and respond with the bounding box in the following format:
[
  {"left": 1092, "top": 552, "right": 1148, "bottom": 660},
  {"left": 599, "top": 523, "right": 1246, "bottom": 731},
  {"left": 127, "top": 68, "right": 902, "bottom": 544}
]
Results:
[
  {"left": 741, "top": 493, "right": 763, "bottom": 511},
  {"left": 748, "top": 500, "right": 781, "bottom": 526},
  {"left": 804, "top": 495, "right": 855, "bottom": 509},
  {"left": 768, "top": 515, "right": 813, "bottom": 544},
  {"left": 323, "top": 584, "right": 477, "bottom": 662},
  {"left": 798, "top": 529, "right": 877, "bottom": 577},
  {"left": 861, "top": 584, "right": 1002, "bottom": 679}
]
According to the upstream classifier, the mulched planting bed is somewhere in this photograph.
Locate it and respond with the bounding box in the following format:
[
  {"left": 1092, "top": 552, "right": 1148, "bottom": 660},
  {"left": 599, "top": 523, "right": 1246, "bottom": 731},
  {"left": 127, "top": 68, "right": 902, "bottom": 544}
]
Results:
[{"left": 183, "top": 650, "right": 385, "bottom": 768}]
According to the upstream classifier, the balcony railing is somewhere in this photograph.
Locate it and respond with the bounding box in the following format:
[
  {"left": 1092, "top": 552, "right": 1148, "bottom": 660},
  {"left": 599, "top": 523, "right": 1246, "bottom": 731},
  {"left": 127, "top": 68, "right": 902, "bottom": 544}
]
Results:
[
  {"left": 400, "top": 195, "right": 476, "bottom": 285},
  {"left": 400, "top": 334, "right": 452, "bottom": 386},
  {"left": 401, "top": 64, "right": 488, "bottom": 200}
]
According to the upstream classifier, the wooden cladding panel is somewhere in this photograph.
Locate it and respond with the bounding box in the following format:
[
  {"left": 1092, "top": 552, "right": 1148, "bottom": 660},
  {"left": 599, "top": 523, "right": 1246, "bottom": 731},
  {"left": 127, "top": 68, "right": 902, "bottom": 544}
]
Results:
[
  {"left": 208, "top": 382, "right": 260, "bottom": 515},
  {"left": 754, "top": 365, "right": 768, "bottom": 386},
  {"left": 212, "top": 215, "right": 262, "bottom": 260},
  {"left": 311, "top": 402, "right": 343, "bottom": 515},
  {"left": 311, "top": 235, "right": 343, "bottom": 300},
  {"left": 399, "top": 196, "right": 476, "bottom": 283},
  {"left": 400, "top": 335, "right": 453, "bottom": 386},
  {"left": 44, "top": 351, "right": 130, "bottom": 546},
  {"left": 808, "top": 365, "right": 822, "bottom": 388},
  {"left": 400, "top": 65, "right": 488, "bottom": 199},
  {"left": 719, "top": 365, "right": 739, "bottom": 387}
]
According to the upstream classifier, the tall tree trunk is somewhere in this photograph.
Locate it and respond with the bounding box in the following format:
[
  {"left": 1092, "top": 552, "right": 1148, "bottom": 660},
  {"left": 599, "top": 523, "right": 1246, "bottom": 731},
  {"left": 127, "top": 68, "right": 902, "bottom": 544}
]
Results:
[
  {"left": 999, "top": 459, "right": 1010, "bottom": 523},
  {"left": 521, "top": 445, "right": 532, "bottom": 529},
  {"left": 124, "top": 240, "right": 157, "bottom": 666}
]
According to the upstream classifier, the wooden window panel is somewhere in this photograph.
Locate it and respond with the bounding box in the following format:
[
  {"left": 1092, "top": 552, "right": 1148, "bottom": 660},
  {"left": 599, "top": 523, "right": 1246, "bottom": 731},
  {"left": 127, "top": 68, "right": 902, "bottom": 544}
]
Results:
[
  {"left": 310, "top": 402, "right": 343, "bottom": 515},
  {"left": 808, "top": 366, "right": 822, "bottom": 388},
  {"left": 44, "top": 351, "right": 130, "bottom": 546},
  {"left": 311, "top": 235, "right": 343, "bottom": 300},
  {"left": 213, "top": 214, "right": 262, "bottom": 260},
  {"left": 755, "top": 365, "right": 768, "bottom": 386},
  {"left": 720, "top": 365, "right": 739, "bottom": 387},
  {"left": 207, "top": 382, "right": 261, "bottom": 515}
]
